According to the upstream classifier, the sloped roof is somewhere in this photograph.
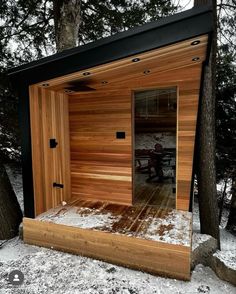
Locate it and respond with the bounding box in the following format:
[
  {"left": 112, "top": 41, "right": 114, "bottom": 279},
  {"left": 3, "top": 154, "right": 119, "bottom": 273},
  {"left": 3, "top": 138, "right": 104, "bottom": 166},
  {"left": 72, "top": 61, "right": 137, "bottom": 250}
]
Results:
[{"left": 8, "top": 5, "right": 213, "bottom": 87}]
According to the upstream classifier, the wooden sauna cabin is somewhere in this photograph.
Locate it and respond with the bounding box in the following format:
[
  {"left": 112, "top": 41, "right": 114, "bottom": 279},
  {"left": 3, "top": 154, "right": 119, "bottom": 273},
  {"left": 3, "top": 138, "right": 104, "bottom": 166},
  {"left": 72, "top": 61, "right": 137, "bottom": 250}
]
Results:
[{"left": 9, "top": 6, "right": 213, "bottom": 280}]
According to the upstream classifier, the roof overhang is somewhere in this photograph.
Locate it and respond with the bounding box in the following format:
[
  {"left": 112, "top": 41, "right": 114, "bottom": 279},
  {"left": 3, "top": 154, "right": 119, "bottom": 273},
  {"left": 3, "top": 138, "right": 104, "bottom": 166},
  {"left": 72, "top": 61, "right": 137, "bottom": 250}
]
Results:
[{"left": 8, "top": 5, "right": 213, "bottom": 90}]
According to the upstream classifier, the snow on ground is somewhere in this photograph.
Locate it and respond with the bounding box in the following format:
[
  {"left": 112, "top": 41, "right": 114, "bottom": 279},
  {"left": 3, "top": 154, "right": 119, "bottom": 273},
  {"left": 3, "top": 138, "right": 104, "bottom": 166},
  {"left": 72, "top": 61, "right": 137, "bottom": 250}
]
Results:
[
  {"left": 193, "top": 198, "right": 236, "bottom": 273},
  {"left": 0, "top": 237, "right": 235, "bottom": 294},
  {"left": 192, "top": 233, "right": 212, "bottom": 251},
  {"left": 0, "top": 166, "right": 235, "bottom": 293},
  {"left": 213, "top": 228, "right": 236, "bottom": 271},
  {"left": 214, "top": 250, "right": 236, "bottom": 271},
  {"left": 5, "top": 164, "right": 24, "bottom": 213}
]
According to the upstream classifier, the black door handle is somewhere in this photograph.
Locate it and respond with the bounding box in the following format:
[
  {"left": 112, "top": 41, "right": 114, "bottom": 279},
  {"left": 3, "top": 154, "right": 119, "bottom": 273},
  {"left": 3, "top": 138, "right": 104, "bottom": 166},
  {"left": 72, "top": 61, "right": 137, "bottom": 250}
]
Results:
[
  {"left": 53, "top": 182, "right": 64, "bottom": 188},
  {"left": 50, "top": 139, "right": 58, "bottom": 148}
]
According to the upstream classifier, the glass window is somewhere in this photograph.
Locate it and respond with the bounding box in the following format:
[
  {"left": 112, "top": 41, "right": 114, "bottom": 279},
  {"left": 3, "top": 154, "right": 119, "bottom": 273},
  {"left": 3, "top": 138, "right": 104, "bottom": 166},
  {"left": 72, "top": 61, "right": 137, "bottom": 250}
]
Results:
[{"left": 135, "top": 87, "right": 177, "bottom": 118}]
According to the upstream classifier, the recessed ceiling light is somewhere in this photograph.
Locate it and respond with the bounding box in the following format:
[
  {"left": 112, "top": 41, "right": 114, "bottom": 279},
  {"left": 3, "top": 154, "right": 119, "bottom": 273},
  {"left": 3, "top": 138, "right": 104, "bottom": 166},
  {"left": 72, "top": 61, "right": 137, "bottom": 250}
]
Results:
[
  {"left": 192, "top": 57, "right": 200, "bottom": 62},
  {"left": 64, "top": 89, "right": 74, "bottom": 93},
  {"left": 132, "top": 58, "right": 140, "bottom": 62},
  {"left": 143, "top": 70, "right": 150, "bottom": 74},
  {"left": 101, "top": 81, "right": 108, "bottom": 84},
  {"left": 83, "top": 72, "right": 91, "bottom": 76},
  {"left": 41, "top": 83, "right": 49, "bottom": 87},
  {"left": 191, "top": 40, "right": 200, "bottom": 46}
]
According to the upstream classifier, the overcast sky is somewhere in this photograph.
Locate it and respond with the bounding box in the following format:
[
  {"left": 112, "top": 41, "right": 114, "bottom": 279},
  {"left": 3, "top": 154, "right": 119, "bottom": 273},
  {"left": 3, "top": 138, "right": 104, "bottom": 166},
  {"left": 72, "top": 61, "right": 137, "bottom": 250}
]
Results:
[{"left": 177, "top": 0, "right": 194, "bottom": 10}]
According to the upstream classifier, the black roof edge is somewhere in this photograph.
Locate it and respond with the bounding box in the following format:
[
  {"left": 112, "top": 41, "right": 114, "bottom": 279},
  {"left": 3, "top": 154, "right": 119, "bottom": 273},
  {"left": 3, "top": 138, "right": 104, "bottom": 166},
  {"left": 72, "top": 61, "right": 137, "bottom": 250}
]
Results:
[{"left": 8, "top": 5, "right": 212, "bottom": 77}]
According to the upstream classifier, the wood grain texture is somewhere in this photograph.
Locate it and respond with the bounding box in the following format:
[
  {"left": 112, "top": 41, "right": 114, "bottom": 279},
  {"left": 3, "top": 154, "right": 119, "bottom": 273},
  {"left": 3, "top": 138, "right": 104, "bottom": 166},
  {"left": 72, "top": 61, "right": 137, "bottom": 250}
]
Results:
[
  {"left": 23, "top": 216, "right": 191, "bottom": 280},
  {"left": 107, "top": 65, "right": 201, "bottom": 210},
  {"left": 29, "top": 86, "right": 71, "bottom": 216},
  {"left": 36, "top": 35, "right": 208, "bottom": 93},
  {"left": 36, "top": 197, "right": 191, "bottom": 241},
  {"left": 69, "top": 91, "right": 132, "bottom": 205},
  {"left": 30, "top": 33, "right": 207, "bottom": 213},
  {"left": 67, "top": 64, "right": 202, "bottom": 210},
  {"left": 176, "top": 81, "right": 201, "bottom": 210}
]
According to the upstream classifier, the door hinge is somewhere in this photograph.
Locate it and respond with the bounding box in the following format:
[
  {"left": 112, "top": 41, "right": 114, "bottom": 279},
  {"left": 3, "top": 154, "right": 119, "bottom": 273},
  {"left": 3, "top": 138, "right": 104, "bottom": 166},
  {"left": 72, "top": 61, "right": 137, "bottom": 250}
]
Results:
[
  {"left": 53, "top": 182, "right": 64, "bottom": 188},
  {"left": 50, "top": 138, "right": 58, "bottom": 148}
]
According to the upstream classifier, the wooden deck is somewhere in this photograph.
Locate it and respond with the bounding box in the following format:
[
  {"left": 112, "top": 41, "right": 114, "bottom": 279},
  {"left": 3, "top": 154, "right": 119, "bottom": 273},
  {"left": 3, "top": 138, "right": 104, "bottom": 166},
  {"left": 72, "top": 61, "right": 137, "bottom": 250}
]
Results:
[{"left": 23, "top": 198, "right": 192, "bottom": 280}]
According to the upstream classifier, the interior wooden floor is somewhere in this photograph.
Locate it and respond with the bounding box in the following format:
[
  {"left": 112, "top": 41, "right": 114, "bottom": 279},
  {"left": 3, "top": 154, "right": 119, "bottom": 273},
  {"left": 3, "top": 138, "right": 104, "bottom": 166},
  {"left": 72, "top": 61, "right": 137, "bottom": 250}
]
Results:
[
  {"left": 134, "top": 176, "right": 175, "bottom": 209},
  {"left": 23, "top": 196, "right": 192, "bottom": 280}
]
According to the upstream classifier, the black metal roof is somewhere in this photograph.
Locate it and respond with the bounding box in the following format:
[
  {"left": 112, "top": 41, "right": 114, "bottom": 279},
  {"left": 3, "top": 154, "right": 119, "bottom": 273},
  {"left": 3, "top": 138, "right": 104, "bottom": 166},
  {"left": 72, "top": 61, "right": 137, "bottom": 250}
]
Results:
[{"left": 8, "top": 5, "right": 213, "bottom": 87}]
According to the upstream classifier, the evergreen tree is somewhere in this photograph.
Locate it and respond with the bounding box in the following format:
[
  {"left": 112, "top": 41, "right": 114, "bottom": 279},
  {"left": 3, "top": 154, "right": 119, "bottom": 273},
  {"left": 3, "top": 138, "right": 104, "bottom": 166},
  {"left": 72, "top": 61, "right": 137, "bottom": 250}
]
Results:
[
  {"left": 0, "top": 0, "right": 178, "bottom": 162},
  {"left": 216, "top": 0, "right": 236, "bottom": 233}
]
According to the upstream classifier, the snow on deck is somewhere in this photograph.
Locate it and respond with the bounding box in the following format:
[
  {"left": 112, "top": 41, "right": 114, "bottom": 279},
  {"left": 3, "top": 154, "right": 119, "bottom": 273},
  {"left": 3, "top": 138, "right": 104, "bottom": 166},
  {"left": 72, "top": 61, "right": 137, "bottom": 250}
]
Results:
[{"left": 37, "top": 203, "right": 192, "bottom": 247}]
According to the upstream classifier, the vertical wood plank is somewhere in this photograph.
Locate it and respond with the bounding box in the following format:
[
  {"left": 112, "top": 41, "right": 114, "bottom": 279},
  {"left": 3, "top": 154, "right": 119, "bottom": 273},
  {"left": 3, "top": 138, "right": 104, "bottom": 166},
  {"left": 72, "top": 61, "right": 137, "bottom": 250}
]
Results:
[{"left": 29, "top": 86, "right": 71, "bottom": 215}]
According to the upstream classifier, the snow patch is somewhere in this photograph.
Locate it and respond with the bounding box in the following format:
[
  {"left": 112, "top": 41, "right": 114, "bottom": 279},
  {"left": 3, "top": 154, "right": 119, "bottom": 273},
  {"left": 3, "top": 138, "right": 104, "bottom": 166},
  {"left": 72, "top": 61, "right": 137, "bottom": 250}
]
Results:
[
  {"left": 141, "top": 210, "right": 192, "bottom": 246},
  {"left": 214, "top": 250, "right": 236, "bottom": 271},
  {"left": 0, "top": 241, "right": 235, "bottom": 294},
  {"left": 39, "top": 207, "right": 122, "bottom": 230},
  {"left": 0, "top": 237, "right": 40, "bottom": 262},
  {"left": 192, "top": 233, "right": 212, "bottom": 251},
  {"left": 5, "top": 164, "right": 24, "bottom": 213}
]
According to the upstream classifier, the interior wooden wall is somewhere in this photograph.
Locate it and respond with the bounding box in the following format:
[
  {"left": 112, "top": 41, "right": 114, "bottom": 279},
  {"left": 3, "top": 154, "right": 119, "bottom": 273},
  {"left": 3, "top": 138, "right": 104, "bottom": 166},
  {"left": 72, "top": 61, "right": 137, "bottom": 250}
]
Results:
[
  {"left": 94, "top": 64, "right": 201, "bottom": 210},
  {"left": 68, "top": 90, "right": 132, "bottom": 205},
  {"left": 29, "top": 63, "right": 201, "bottom": 213},
  {"left": 29, "top": 86, "right": 71, "bottom": 216}
]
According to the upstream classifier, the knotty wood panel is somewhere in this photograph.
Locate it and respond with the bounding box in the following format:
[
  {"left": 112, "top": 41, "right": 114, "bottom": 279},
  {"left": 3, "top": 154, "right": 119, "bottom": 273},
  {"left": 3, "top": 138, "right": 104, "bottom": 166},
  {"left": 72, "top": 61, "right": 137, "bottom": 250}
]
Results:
[
  {"left": 29, "top": 86, "right": 71, "bottom": 216},
  {"left": 23, "top": 217, "right": 191, "bottom": 280},
  {"left": 69, "top": 91, "right": 132, "bottom": 205}
]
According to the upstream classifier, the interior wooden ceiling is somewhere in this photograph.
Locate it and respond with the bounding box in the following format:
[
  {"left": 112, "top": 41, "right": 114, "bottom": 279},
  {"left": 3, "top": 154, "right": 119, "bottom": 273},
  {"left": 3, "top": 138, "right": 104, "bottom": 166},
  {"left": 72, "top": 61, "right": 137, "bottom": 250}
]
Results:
[{"left": 36, "top": 34, "right": 208, "bottom": 94}]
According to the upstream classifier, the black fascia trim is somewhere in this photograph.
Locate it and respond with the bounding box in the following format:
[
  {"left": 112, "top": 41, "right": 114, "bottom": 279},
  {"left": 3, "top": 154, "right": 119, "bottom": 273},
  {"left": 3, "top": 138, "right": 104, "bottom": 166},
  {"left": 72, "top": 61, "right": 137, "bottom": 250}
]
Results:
[
  {"left": 8, "top": 5, "right": 212, "bottom": 76},
  {"left": 8, "top": 6, "right": 213, "bottom": 87},
  {"left": 18, "top": 84, "right": 35, "bottom": 218},
  {"left": 205, "top": 31, "right": 213, "bottom": 66}
]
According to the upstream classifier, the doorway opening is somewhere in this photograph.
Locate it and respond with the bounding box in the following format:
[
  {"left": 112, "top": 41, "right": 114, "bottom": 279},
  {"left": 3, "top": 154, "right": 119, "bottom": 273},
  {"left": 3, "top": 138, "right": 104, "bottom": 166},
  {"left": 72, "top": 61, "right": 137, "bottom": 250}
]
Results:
[{"left": 133, "top": 87, "right": 177, "bottom": 208}]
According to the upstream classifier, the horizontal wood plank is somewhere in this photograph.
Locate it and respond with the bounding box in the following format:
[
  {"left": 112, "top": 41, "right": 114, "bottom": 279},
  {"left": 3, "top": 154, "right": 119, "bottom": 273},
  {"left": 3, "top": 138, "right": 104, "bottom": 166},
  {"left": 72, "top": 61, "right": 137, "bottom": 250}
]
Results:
[{"left": 23, "top": 217, "right": 191, "bottom": 280}]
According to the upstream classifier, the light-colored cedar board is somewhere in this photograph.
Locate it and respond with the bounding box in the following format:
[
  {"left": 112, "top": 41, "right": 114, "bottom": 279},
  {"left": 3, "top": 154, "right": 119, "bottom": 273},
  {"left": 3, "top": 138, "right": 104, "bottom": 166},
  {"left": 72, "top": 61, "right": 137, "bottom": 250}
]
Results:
[
  {"left": 68, "top": 64, "right": 201, "bottom": 210},
  {"left": 29, "top": 86, "right": 44, "bottom": 215},
  {"left": 29, "top": 86, "right": 71, "bottom": 216},
  {"left": 69, "top": 91, "right": 132, "bottom": 205},
  {"left": 30, "top": 53, "right": 203, "bottom": 213},
  {"left": 176, "top": 83, "right": 200, "bottom": 210},
  {"left": 23, "top": 217, "right": 191, "bottom": 280},
  {"left": 35, "top": 35, "right": 208, "bottom": 92},
  {"left": 101, "top": 64, "right": 201, "bottom": 211},
  {"left": 96, "top": 63, "right": 202, "bottom": 92}
]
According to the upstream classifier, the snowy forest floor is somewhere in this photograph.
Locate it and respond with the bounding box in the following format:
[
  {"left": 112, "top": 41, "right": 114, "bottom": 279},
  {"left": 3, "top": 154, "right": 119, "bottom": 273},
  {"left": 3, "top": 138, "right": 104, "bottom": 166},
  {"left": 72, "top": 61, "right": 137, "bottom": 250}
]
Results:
[{"left": 0, "top": 165, "right": 235, "bottom": 294}]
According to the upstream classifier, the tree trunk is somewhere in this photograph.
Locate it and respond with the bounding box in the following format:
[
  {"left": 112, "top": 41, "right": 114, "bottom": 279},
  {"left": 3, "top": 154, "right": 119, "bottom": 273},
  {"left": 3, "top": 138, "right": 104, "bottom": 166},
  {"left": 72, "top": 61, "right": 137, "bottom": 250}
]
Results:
[
  {"left": 0, "top": 164, "right": 22, "bottom": 239},
  {"left": 53, "top": 0, "right": 81, "bottom": 52},
  {"left": 194, "top": 0, "right": 220, "bottom": 247},
  {"left": 226, "top": 177, "right": 236, "bottom": 235}
]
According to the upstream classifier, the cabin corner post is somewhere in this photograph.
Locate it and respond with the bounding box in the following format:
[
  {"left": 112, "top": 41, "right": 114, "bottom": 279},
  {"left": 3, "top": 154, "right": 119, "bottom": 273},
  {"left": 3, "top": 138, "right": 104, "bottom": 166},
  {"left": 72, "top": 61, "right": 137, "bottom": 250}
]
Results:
[
  {"left": 176, "top": 75, "right": 201, "bottom": 211},
  {"left": 18, "top": 84, "right": 35, "bottom": 218}
]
